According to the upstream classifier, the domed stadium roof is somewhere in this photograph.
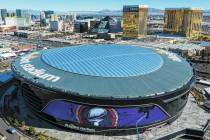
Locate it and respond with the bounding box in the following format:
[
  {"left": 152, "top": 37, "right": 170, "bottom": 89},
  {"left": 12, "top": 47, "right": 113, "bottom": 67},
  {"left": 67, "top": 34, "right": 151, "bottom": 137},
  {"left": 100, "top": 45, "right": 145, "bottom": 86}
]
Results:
[{"left": 12, "top": 44, "right": 194, "bottom": 99}]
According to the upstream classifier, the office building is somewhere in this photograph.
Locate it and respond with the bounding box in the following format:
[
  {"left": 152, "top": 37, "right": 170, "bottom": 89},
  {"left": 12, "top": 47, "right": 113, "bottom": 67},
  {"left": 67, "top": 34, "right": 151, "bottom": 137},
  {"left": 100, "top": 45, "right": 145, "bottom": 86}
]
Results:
[
  {"left": 0, "top": 9, "right": 7, "bottom": 21},
  {"left": 74, "top": 21, "right": 89, "bottom": 33},
  {"left": 50, "top": 21, "right": 63, "bottom": 32},
  {"left": 164, "top": 8, "right": 203, "bottom": 37},
  {"left": 66, "top": 12, "right": 76, "bottom": 22},
  {"left": 16, "top": 9, "right": 22, "bottom": 17},
  {"left": 147, "top": 20, "right": 164, "bottom": 34},
  {"left": 50, "top": 14, "right": 58, "bottom": 21},
  {"left": 44, "top": 10, "right": 54, "bottom": 19},
  {"left": 123, "top": 5, "right": 148, "bottom": 38},
  {"left": 40, "top": 11, "right": 45, "bottom": 20},
  {"left": 0, "top": 11, "right": 2, "bottom": 24},
  {"left": 40, "top": 11, "right": 49, "bottom": 26},
  {"left": 90, "top": 20, "right": 100, "bottom": 32},
  {"left": 109, "top": 17, "right": 122, "bottom": 33},
  {"left": 6, "top": 12, "right": 15, "bottom": 17},
  {"left": 16, "top": 9, "right": 31, "bottom": 26}
]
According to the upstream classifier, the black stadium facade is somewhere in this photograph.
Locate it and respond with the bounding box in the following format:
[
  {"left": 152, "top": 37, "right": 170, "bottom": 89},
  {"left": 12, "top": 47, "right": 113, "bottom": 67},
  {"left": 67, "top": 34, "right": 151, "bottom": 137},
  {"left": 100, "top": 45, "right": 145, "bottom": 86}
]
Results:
[{"left": 11, "top": 44, "right": 195, "bottom": 134}]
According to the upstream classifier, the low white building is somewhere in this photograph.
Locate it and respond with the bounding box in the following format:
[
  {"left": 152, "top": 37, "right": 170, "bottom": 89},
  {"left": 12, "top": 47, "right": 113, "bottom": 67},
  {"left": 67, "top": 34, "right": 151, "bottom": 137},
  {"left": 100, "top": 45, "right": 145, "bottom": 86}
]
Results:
[
  {"left": 0, "top": 47, "right": 12, "bottom": 53},
  {"left": 202, "top": 22, "right": 210, "bottom": 35},
  {"left": 0, "top": 52, "right": 16, "bottom": 59},
  {"left": 16, "top": 18, "right": 29, "bottom": 27},
  {"left": 0, "top": 47, "right": 16, "bottom": 59},
  {"left": 5, "top": 17, "right": 30, "bottom": 28},
  {"left": 5, "top": 17, "right": 16, "bottom": 26}
]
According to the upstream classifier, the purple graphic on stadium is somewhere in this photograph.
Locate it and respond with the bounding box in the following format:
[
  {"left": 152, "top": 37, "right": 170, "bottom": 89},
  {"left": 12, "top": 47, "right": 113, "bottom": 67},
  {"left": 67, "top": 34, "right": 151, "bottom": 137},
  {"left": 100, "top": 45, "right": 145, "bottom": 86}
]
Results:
[{"left": 42, "top": 100, "right": 169, "bottom": 127}]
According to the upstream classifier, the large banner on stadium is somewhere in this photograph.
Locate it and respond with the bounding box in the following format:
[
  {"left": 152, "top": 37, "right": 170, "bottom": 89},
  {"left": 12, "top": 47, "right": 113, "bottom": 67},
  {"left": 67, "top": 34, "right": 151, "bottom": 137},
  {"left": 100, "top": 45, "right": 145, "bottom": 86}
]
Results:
[{"left": 42, "top": 100, "right": 169, "bottom": 128}]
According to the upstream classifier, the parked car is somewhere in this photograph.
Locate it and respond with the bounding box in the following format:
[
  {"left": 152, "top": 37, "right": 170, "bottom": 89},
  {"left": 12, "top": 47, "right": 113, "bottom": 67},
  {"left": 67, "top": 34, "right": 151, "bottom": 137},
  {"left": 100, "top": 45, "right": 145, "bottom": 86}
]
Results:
[{"left": 7, "top": 128, "right": 16, "bottom": 134}]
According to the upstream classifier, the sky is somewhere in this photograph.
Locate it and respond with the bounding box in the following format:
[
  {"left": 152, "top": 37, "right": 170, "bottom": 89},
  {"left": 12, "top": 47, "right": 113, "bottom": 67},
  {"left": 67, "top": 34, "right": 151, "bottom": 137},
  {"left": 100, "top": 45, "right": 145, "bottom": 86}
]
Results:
[{"left": 0, "top": 0, "right": 209, "bottom": 11}]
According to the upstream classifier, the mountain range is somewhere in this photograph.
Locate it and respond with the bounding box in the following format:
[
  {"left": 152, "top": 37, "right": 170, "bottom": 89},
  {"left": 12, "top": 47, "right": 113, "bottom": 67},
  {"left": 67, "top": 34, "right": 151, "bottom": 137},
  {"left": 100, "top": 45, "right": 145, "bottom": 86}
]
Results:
[{"left": 13, "top": 8, "right": 210, "bottom": 16}]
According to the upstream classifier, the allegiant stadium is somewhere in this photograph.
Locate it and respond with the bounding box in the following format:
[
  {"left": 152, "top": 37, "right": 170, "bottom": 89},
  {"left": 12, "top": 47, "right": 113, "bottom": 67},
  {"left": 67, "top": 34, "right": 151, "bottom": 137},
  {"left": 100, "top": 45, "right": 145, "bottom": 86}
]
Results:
[{"left": 11, "top": 44, "right": 195, "bottom": 135}]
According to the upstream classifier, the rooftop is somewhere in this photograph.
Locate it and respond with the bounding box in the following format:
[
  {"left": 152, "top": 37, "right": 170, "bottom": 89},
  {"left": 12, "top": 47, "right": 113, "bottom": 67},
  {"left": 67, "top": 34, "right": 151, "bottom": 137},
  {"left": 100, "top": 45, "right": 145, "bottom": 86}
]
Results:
[
  {"left": 123, "top": 5, "right": 148, "bottom": 8},
  {"left": 201, "top": 41, "right": 210, "bottom": 47},
  {"left": 0, "top": 73, "right": 13, "bottom": 84},
  {"left": 12, "top": 44, "right": 194, "bottom": 99},
  {"left": 42, "top": 45, "right": 163, "bottom": 77},
  {"left": 165, "top": 7, "right": 203, "bottom": 10}
]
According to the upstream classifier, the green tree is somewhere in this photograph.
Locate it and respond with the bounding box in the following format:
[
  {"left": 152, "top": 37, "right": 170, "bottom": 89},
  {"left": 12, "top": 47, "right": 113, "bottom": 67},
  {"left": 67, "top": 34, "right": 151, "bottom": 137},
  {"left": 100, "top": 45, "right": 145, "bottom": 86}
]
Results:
[
  {"left": 20, "top": 121, "right": 25, "bottom": 127},
  {"left": 28, "top": 126, "right": 36, "bottom": 135},
  {"left": 14, "top": 119, "right": 20, "bottom": 126}
]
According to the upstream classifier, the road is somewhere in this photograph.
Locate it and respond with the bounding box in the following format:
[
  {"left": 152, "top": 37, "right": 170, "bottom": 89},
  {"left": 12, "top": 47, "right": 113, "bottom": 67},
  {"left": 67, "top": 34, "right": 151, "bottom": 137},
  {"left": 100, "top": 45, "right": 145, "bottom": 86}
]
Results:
[
  {"left": 0, "top": 86, "right": 22, "bottom": 140},
  {"left": 0, "top": 113, "right": 20, "bottom": 140}
]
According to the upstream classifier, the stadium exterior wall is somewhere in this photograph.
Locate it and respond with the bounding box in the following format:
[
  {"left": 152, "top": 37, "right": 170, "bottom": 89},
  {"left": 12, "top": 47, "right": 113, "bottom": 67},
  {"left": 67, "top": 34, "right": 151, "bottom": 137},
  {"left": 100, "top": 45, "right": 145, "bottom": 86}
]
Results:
[{"left": 13, "top": 74, "right": 195, "bottom": 135}]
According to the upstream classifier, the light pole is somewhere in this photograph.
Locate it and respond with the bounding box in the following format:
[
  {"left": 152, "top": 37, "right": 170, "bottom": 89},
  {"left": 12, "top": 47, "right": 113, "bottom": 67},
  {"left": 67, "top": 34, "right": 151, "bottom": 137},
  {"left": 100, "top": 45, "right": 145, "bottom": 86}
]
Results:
[{"left": 136, "top": 112, "right": 148, "bottom": 140}]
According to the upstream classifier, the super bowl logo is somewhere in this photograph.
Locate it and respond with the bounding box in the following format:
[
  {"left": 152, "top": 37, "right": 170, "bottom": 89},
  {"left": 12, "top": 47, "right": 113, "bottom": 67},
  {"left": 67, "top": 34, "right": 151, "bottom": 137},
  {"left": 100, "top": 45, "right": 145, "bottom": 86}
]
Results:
[{"left": 76, "top": 106, "right": 118, "bottom": 127}]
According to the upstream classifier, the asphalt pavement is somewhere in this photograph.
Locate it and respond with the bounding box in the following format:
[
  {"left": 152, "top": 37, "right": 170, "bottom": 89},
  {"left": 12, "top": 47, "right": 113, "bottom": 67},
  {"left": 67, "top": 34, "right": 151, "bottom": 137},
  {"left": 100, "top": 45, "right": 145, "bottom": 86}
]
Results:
[
  {"left": 0, "top": 87, "right": 21, "bottom": 140},
  {"left": 0, "top": 113, "right": 20, "bottom": 140}
]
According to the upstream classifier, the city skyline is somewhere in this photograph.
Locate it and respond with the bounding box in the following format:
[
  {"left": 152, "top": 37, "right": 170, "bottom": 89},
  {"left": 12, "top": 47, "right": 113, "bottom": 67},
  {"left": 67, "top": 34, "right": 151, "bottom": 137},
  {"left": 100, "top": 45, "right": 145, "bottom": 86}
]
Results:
[{"left": 0, "top": 0, "right": 210, "bottom": 11}]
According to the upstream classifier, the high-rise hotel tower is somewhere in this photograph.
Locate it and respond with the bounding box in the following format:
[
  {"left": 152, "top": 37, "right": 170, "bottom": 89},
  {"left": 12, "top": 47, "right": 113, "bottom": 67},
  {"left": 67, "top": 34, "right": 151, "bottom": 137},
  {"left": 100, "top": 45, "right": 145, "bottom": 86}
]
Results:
[
  {"left": 164, "top": 8, "right": 203, "bottom": 37},
  {"left": 123, "top": 5, "right": 148, "bottom": 39}
]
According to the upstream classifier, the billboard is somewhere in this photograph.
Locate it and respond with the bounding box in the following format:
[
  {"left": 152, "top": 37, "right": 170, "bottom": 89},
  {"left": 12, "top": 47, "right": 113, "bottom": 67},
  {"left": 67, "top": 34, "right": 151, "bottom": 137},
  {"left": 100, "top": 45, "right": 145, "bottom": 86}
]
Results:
[{"left": 42, "top": 100, "right": 169, "bottom": 128}]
